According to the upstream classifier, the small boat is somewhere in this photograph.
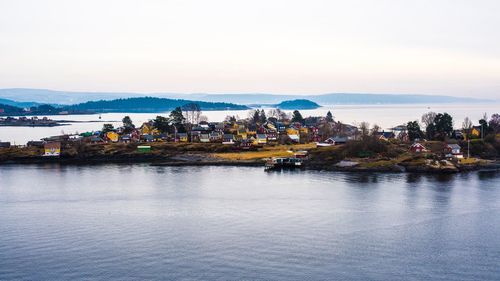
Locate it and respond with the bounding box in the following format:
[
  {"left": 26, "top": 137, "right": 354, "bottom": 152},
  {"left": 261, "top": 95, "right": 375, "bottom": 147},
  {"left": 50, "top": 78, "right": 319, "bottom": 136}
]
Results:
[
  {"left": 265, "top": 157, "right": 303, "bottom": 171},
  {"left": 315, "top": 142, "right": 334, "bottom": 147}
]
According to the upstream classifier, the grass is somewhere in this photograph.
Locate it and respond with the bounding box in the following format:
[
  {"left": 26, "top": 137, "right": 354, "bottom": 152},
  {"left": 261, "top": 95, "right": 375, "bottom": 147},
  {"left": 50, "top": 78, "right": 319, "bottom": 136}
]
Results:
[
  {"left": 213, "top": 143, "right": 316, "bottom": 160},
  {"left": 459, "top": 157, "right": 478, "bottom": 165}
]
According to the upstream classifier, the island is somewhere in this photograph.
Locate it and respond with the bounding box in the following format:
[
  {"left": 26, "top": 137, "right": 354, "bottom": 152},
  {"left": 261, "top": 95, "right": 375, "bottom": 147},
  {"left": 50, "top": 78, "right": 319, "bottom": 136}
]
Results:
[
  {"left": 0, "top": 108, "right": 498, "bottom": 173},
  {"left": 0, "top": 97, "right": 249, "bottom": 116},
  {"left": 275, "top": 99, "right": 320, "bottom": 110}
]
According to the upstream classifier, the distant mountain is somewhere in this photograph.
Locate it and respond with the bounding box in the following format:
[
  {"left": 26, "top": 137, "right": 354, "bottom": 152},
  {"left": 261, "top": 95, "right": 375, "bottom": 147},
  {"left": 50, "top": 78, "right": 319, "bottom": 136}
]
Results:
[
  {"left": 164, "top": 93, "right": 491, "bottom": 105},
  {"left": 276, "top": 99, "right": 320, "bottom": 110},
  {"left": 0, "top": 88, "right": 493, "bottom": 106},
  {"left": 65, "top": 97, "right": 249, "bottom": 112},
  {"left": 0, "top": 88, "right": 145, "bottom": 105}
]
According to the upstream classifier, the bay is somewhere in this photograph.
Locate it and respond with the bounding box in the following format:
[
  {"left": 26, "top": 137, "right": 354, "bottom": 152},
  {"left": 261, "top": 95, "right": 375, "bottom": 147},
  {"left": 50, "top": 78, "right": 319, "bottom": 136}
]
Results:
[
  {"left": 1, "top": 103, "right": 499, "bottom": 144},
  {"left": 0, "top": 165, "right": 499, "bottom": 280}
]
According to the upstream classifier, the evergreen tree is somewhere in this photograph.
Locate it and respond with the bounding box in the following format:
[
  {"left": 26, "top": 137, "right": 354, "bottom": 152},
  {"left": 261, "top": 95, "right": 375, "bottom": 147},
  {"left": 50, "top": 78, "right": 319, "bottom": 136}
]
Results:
[
  {"left": 406, "top": 121, "right": 423, "bottom": 141},
  {"left": 169, "top": 107, "right": 185, "bottom": 124},
  {"left": 326, "top": 111, "right": 333, "bottom": 122},
  {"left": 122, "top": 116, "right": 134, "bottom": 133},
  {"left": 291, "top": 110, "right": 304, "bottom": 124},
  {"left": 153, "top": 116, "right": 170, "bottom": 133},
  {"left": 101, "top": 123, "right": 115, "bottom": 133},
  {"left": 259, "top": 109, "right": 267, "bottom": 124}
]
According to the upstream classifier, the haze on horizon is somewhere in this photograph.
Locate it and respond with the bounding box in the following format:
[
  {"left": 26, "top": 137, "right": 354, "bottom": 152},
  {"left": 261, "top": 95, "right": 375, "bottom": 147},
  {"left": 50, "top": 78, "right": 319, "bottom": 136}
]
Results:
[{"left": 1, "top": 0, "right": 499, "bottom": 99}]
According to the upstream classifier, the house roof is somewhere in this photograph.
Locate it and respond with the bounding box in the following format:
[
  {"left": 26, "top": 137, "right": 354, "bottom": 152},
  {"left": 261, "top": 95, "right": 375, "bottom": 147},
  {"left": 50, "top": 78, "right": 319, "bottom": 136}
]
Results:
[
  {"left": 328, "top": 136, "right": 348, "bottom": 143},
  {"left": 447, "top": 144, "right": 461, "bottom": 149}
]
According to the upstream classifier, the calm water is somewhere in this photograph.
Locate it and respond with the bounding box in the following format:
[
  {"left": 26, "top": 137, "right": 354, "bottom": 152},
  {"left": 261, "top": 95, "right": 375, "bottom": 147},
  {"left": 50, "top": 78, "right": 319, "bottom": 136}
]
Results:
[
  {"left": 0, "top": 165, "right": 499, "bottom": 280},
  {"left": 1, "top": 103, "right": 499, "bottom": 144}
]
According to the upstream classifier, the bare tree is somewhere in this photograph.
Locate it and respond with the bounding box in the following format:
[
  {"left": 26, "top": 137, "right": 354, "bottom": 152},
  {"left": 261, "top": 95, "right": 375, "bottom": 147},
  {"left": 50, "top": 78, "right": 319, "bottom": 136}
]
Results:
[
  {"left": 462, "top": 116, "right": 473, "bottom": 139},
  {"left": 199, "top": 115, "right": 209, "bottom": 123},
  {"left": 421, "top": 112, "right": 437, "bottom": 128},
  {"left": 370, "top": 124, "right": 381, "bottom": 135},
  {"left": 359, "top": 122, "right": 370, "bottom": 138},
  {"left": 267, "top": 108, "right": 288, "bottom": 121},
  {"left": 182, "top": 103, "right": 201, "bottom": 124}
]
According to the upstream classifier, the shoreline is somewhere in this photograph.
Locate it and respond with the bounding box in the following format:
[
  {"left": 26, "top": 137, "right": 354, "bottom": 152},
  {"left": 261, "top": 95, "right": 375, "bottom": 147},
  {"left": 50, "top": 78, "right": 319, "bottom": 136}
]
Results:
[
  {"left": 0, "top": 142, "right": 498, "bottom": 174},
  {"left": 1, "top": 154, "right": 498, "bottom": 174}
]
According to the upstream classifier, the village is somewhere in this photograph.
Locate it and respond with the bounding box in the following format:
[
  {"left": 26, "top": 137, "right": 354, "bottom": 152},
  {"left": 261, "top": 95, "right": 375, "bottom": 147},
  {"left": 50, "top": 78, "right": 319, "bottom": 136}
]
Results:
[{"left": 0, "top": 107, "right": 499, "bottom": 172}]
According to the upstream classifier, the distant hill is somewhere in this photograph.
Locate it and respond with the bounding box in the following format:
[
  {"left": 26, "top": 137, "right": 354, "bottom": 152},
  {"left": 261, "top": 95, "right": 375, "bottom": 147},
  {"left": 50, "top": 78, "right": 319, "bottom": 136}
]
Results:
[
  {"left": 0, "top": 88, "right": 493, "bottom": 106},
  {"left": 65, "top": 97, "right": 249, "bottom": 112},
  {"left": 0, "top": 98, "right": 42, "bottom": 108},
  {"left": 276, "top": 99, "right": 320, "bottom": 110},
  {"left": 167, "top": 93, "right": 491, "bottom": 105}
]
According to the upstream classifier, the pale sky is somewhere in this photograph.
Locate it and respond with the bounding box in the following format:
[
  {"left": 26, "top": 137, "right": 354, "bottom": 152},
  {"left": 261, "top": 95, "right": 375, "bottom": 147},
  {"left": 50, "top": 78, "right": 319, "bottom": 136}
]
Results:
[{"left": 0, "top": 0, "right": 499, "bottom": 98}]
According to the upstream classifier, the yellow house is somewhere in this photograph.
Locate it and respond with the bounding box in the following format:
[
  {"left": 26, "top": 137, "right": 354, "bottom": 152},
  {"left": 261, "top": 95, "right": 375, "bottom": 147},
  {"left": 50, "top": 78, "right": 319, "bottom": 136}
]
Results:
[
  {"left": 141, "top": 123, "right": 159, "bottom": 135},
  {"left": 471, "top": 127, "right": 480, "bottom": 137},
  {"left": 286, "top": 128, "right": 299, "bottom": 135},
  {"left": 106, "top": 131, "right": 119, "bottom": 142},
  {"left": 44, "top": 142, "right": 61, "bottom": 156},
  {"left": 237, "top": 129, "right": 247, "bottom": 140},
  {"left": 177, "top": 133, "right": 188, "bottom": 142}
]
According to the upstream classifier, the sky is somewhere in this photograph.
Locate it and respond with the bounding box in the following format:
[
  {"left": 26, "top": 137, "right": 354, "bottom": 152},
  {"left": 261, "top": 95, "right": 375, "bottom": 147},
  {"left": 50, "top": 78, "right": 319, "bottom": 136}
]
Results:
[{"left": 0, "top": 0, "right": 499, "bottom": 98}]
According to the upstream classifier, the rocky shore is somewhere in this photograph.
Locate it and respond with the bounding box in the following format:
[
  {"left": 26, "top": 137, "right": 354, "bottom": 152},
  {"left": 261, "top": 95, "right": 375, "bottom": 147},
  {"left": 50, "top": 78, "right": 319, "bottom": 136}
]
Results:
[{"left": 0, "top": 142, "right": 498, "bottom": 173}]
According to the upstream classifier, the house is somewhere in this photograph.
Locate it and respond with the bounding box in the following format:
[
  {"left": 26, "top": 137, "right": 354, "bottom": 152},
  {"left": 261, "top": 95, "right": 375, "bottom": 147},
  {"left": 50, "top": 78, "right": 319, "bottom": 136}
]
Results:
[
  {"left": 120, "top": 135, "right": 132, "bottom": 143},
  {"left": 27, "top": 141, "right": 45, "bottom": 148},
  {"left": 43, "top": 142, "right": 61, "bottom": 156},
  {"left": 375, "top": 131, "right": 396, "bottom": 141},
  {"left": 106, "top": 131, "right": 119, "bottom": 142},
  {"left": 409, "top": 143, "right": 427, "bottom": 153},
  {"left": 142, "top": 134, "right": 155, "bottom": 142},
  {"left": 288, "top": 134, "right": 300, "bottom": 143},
  {"left": 266, "top": 132, "right": 278, "bottom": 141},
  {"left": 140, "top": 122, "right": 159, "bottom": 135},
  {"left": 255, "top": 134, "right": 267, "bottom": 145},
  {"left": 209, "top": 132, "right": 222, "bottom": 142},
  {"left": 444, "top": 143, "right": 463, "bottom": 159},
  {"left": 89, "top": 136, "right": 104, "bottom": 143},
  {"left": 330, "top": 136, "right": 348, "bottom": 145},
  {"left": 200, "top": 133, "right": 210, "bottom": 143},
  {"left": 223, "top": 134, "right": 235, "bottom": 144},
  {"left": 0, "top": 142, "right": 11, "bottom": 148},
  {"left": 177, "top": 133, "right": 188, "bottom": 142}
]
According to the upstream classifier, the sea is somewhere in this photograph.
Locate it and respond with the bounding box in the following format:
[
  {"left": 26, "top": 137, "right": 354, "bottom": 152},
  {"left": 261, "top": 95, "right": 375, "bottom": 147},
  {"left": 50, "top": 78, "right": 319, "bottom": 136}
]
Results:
[
  {"left": 0, "top": 165, "right": 499, "bottom": 280},
  {"left": 1, "top": 103, "right": 499, "bottom": 144}
]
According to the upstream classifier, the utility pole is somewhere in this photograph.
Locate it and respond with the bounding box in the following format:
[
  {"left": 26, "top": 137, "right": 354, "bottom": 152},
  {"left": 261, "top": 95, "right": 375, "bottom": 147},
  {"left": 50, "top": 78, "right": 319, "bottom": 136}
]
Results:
[{"left": 468, "top": 139, "right": 470, "bottom": 158}]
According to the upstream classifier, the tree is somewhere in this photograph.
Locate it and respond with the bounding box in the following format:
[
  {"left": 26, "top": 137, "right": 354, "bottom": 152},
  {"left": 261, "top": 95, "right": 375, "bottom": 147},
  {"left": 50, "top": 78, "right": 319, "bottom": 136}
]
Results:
[
  {"left": 291, "top": 110, "right": 304, "bottom": 123},
  {"left": 407, "top": 121, "right": 423, "bottom": 141},
  {"left": 153, "top": 116, "right": 170, "bottom": 133},
  {"left": 225, "top": 115, "right": 237, "bottom": 123},
  {"left": 267, "top": 109, "right": 287, "bottom": 121},
  {"left": 434, "top": 113, "right": 453, "bottom": 140},
  {"left": 488, "top": 113, "right": 500, "bottom": 133},
  {"left": 102, "top": 123, "right": 115, "bottom": 133},
  {"left": 250, "top": 110, "right": 260, "bottom": 124},
  {"left": 181, "top": 103, "right": 201, "bottom": 124},
  {"left": 370, "top": 124, "right": 381, "bottom": 136},
  {"left": 326, "top": 111, "right": 334, "bottom": 122},
  {"left": 421, "top": 112, "right": 437, "bottom": 128},
  {"left": 359, "top": 122, "right": 370, "bottom": 138},
  {"left": 122, "top": 116, "right": 135, "bottom": 133},
  {"left": 259, "top": 109, "right": 267, "bottom": 124},
  {"left": 478, "top": 118, "right": 489, "bottom": 138},
  {"left": 169, "top": 107, "right": 185, "bottom": 124},
  {"left": 462, "top": 117, "right": 473, "bottom": 139},
  {"left": 318, "top": 122, "right": 333, "bottom": 140}
]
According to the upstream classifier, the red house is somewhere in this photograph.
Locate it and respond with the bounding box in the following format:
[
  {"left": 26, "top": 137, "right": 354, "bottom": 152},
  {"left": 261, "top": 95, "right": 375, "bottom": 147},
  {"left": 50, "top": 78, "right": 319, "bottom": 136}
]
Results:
[{"left": 409, "top": 143, "right": 427, "bottom": 153}]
